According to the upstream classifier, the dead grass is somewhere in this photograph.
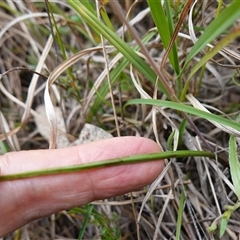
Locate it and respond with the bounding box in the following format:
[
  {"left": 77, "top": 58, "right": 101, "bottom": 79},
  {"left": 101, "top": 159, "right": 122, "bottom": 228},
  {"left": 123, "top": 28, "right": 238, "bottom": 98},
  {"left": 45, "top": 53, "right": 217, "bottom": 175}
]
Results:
[{"left": 1, "top": 1, "right": 240, "bottom": 239}]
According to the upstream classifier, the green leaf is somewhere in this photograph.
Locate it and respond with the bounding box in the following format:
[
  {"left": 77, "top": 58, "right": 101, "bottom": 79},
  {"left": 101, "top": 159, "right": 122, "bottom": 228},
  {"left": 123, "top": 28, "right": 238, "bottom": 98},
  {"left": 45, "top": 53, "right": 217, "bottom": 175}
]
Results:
[
  {"left": 147, "top": 0, "right": 179, "bottom": 72},
  {"left": 126, "top": 98, "right": 240, "bottom": 132},
  {"left": 229, "top": 135, "right": 240, "bottom": 200},
  {"left": 78, "top": 204, "right": 94, "bottom": 240},
  {"left": 100, "top": 7, "right": 115, "bottom": 32},
  {"left": 219, "top": 217, "right": 228, "bottom": 237},
  {"left": 164, "top": 0, "right": 180, "bottom": 74},
  {"left": 80, "top": 0, "right": 96, "bottom": 15},
  {"left": 183, "top": 1, "right": 240, "bottom": 70},
  {"left": 207, "top": 223, "right": 217, "bottom": 233},
  {"left": 67, "top": 0, "right": 170, "bottom": 96},
  {"left": 178, "top": 119, "right": 187, "bottom": 148},
  {"left": 89, "top": 30, "right": 157, "bottom": 119},
  {"left": 176, "top": 191, "right": 185, "bottom": 240},
  {"left": 181, "top": 24, "right": 240, "bottom": 101},
  {"left": 167, "top": 130, "right": 175, "bottom": 151}
]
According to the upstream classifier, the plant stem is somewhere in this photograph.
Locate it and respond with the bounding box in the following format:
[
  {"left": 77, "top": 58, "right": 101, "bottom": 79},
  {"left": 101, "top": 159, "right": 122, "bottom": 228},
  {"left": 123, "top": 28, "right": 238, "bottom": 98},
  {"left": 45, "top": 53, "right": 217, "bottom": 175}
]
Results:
[{"left": 0, "top": 151, "right": 214, "bottom": 181}]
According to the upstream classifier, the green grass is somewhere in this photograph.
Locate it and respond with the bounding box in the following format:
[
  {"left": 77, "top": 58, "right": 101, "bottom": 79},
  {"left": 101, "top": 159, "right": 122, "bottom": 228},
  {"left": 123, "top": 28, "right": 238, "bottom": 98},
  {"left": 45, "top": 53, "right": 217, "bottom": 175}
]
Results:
[{"left": 1, "top": 0, "right": 240, "bottom": 239}]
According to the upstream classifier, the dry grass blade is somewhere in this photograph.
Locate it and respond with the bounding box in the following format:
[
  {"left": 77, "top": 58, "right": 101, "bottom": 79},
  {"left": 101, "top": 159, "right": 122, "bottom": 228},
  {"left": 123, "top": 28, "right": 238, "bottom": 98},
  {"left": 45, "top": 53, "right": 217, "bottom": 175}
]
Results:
[
  {"left": 0, "top": 12, "right": 63, "bottom": 43},
  {"left": 137, "top": 161, "right": 172, "bottom": 224},
  {"left": 23, "top": 35, "right": 53, "bottom": 123},
  {"left": 130, "top": 64, "right": 178, "bottom": 150},
  {"left": 188, "top": 1, "right": 240, "bottom": 69},
  {"left": 0, "top": 111, "right": 14, "bottom": 151},
  {"left": 186, "top": 94, "right": 240, "bottom": 137},
  {"left": 108, "top": 0, "right": 175, "bottom": 99},
  {"left": 2, "top": 1, "right": 240, "bottom": 239},
  {"left": 153, "top": 184, "right": 174, "bottom": 240},
  {"left": 43, "top": 46, "right": 105, "bottom": 148},
  {"left": 95, "top": 0, "right": 120, "bottom": 136},
  {"left": 161, "top": 0, "right": 194, "bottom": 69},
  {"left": 83, "top": 51, "right": 122, "bottom": 115}
]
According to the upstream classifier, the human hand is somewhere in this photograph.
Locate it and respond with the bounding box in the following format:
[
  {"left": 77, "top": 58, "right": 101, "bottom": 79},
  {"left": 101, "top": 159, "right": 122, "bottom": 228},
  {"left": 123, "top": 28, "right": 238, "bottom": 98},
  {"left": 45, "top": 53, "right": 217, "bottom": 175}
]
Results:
[{"left": 0, "top": 137, "right": 164, "bottom": 237}]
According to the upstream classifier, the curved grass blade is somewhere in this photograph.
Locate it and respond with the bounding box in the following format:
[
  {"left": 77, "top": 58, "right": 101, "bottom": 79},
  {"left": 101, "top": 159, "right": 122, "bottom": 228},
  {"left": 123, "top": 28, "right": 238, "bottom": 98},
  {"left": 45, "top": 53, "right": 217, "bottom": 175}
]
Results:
[
  {"left": 176, "top": 191, "right": 185, "bottom": 240},
  {"left": 126, "top": 99, "right": 240, "bottom": 133},
  {"left": 181, "top": 24, "right": 240, "bottom": 101},
  {"left": 219, "top": 203, "right": 240, "bottom": 237},
  {"left": 182, "top": 1, "right": 240, "bottom": 72},
  {"left": 67, "top": 1, "right": 160, "bottom": 90},
  {"left": 147, "top": 0, "right": 179, "bottom": 72},
  {"left": 229, "top": 134, "right": 240, "bottom": 200},
  {"left": 78, "top": 204, "right": 94, "bottom": 240},
  {"left": 89, "top": 30, "right": 157, "bottom": 119}
]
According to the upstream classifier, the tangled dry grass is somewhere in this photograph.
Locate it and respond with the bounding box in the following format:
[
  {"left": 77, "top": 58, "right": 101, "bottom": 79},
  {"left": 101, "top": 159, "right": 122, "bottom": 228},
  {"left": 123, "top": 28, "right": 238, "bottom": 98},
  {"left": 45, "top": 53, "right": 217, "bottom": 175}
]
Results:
[{"left": 1, "top": 1, "right": 240, "bottom": 239}]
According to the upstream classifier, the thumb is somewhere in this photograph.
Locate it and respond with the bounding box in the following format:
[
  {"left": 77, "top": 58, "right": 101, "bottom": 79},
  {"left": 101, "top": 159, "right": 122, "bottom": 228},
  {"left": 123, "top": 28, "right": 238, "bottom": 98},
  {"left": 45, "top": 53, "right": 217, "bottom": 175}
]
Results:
[{"left": 0, "top": 136, "right": 164, "bottom": 237}]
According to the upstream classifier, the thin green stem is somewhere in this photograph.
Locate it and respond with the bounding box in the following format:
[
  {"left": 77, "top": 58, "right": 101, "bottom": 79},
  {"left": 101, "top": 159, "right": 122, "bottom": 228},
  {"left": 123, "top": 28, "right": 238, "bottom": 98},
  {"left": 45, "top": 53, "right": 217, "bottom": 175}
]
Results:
[
  {"left": 216, "top": 0, "right": 223, "bottom": 18},
  {"left": 0, "top": 151, "right": 213, "bottom": 181},
  {"left": 78, "top": 204, "right": 94, "bottom": 240}
]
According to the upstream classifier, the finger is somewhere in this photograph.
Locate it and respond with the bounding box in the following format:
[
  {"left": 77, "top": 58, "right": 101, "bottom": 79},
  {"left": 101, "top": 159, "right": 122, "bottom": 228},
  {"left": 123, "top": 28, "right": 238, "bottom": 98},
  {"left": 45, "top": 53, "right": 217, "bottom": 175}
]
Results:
[{"left": 0, "top": 137, "right": 164, "bottom": 236}]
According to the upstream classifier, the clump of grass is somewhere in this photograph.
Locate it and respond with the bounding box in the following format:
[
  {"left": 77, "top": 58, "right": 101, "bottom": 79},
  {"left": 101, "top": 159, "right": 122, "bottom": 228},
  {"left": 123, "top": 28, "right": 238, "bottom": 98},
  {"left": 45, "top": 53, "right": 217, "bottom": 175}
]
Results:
[{"left": 1, "top": 1, "right": 240, "bottom": 239}]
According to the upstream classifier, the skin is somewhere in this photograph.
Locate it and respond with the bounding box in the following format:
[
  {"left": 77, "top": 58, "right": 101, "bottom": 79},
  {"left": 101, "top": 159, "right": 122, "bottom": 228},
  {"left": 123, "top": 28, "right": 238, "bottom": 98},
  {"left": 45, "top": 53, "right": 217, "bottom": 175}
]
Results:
[{"left": 0, "top": 137, "right": 164, "bottom": 237}]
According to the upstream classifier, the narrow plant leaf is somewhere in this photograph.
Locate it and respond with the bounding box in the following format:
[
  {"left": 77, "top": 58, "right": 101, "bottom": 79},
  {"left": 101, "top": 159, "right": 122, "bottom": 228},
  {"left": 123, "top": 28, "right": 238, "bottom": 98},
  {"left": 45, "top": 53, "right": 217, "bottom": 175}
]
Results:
[
  {"left": 90, "top": 30, "right": 157, "bottom": 118},
  {"left": 100, "top": 7, "right": 115, "bottom": 32},
  {"left": 189, "top": 24, "right": 240, "bottom": 80},
  {"left": 147, "top": 0, "right": 180, "bottom": 75},
  {"left": 80, "top": 0, "right": 96, "bottom": 15},
  {"left": 78, "top": 204, "right": 94, "bottom": 240},
  {"left": 147, "top": 0, "right": 175, "bottom": 69},
  {"left": 176, "top": 191, "right": 185, "bottom": 240},
  {"left": 181, "top": 24, "right": 240, "bottom": 101},
  {"left": 216, "top": 0, "right": 223, "bottom": 18},
  {"left": 186, "top": 94, "right": 240, "bottom": 136},
  {"left": 126, "top": 99, "right": 240, "bottom": 133},
  {"left": 219, "top": 216, "right": 228, "bottom": 237},
  {"left": 44, "top": 79, "right": 57, "bottom": 149},
  {"left": 178, "top": 119, "right": 187, "bottom": 148},
  {"left": 167, "top": 130, "right": 175, "bottom": 151},
  {"left": 161, "top": 0, "right": 190, "bottom": 73},
  {"left": 146, "top": 0, "right": 169, "bottom": 47},
  {"left": 67, "top": 0, "right": 163, "bottom": 92},
  {"left": 45, "top": 0, "right": 75, "bottom": 90},
  {"left": 183, "top": 1, "right": 240, "bottom": 71},
  {"left": 207, "top": 223, "right": 217, "bottom": 233},
  {"left": 229, "top": 134, "right": 240, "bottom": 200},
  {"left": 219, "top": 206, "right": 236, "bottom": 237}
]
